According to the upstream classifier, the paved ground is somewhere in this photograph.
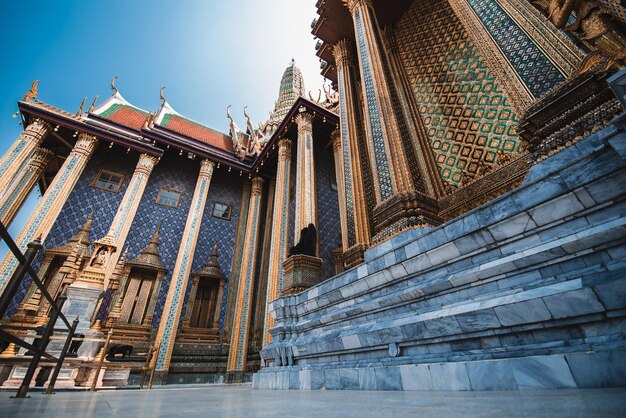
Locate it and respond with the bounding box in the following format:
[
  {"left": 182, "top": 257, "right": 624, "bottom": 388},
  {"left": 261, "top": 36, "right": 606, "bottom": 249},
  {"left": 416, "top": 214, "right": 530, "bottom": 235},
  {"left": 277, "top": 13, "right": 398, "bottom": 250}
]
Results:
[{"left": 1, "top": 384, "right": 625, "bottom": 417}]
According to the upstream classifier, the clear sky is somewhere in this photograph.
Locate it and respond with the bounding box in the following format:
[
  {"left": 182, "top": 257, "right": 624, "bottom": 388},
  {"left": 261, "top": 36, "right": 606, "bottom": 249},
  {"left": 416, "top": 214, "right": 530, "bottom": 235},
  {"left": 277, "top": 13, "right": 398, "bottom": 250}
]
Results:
[{"left": 0, "top": 0, "right": 325, "bottom": 258}]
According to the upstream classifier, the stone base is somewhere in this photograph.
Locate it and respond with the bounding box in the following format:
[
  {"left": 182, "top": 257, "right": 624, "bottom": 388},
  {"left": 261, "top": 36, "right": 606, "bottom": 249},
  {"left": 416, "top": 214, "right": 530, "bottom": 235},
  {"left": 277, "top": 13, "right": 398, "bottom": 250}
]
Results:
[
  {"left": 254, "top": 351, "right": 626, "bottom": 390},
  {"left": 256, "top": 122, "right": 626, "bottom": 392},
  {"left": 281, "top": 255, "right": 323, "bottom": 296}
]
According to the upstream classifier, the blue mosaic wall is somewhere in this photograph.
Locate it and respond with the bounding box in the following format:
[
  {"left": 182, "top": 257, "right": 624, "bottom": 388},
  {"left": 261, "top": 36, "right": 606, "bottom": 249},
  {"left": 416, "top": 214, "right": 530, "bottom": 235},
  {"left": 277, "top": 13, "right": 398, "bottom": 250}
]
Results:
[
  {"left": 466, "top": 0, "right": 564, "bottom": 97},
  {"left": 10, "top": 148, "right": 242, "bottom": 332},
  {"left": 315, "top": 139, "right": 341, "bottom": 281},
  {"left": 8, "top": 146, "right": 136, "bottom": 314},
  {"left": 179, "top": 168, "right": 243, "bottom": 331}
]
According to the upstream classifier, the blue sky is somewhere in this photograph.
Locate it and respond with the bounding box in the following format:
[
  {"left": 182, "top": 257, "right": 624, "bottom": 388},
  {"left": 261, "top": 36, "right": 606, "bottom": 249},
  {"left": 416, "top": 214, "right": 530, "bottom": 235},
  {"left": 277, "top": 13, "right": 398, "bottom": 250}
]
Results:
[{"left": 0, "top": 0, "right": 324, "bottom": 258}]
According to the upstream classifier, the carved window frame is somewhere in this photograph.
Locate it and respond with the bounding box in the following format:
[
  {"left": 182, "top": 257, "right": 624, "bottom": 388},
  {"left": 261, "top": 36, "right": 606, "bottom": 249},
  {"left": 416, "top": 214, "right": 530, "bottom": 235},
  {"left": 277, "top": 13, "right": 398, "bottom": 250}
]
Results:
[
  {"left": 211, "top": 201, "right": 232, "bottom": 221},
  {"left": 92, "top": 169, "right": 125, "bottom": 193},
  {"left": 156, "top": 187, "right": 182, "bottom": 208}
]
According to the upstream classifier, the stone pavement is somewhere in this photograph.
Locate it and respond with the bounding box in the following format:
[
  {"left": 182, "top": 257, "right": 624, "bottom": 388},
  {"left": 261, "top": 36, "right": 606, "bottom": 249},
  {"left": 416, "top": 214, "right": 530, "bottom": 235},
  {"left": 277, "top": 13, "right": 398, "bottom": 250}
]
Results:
[{"left": 0, "top": 385, "right": 625, "bottom": 418}]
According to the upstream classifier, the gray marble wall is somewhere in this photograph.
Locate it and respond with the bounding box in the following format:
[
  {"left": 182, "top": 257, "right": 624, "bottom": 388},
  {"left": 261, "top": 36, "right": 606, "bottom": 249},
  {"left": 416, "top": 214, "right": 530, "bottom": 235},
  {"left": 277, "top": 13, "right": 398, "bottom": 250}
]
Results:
[{"left": 253, "top": 116, "right": 626, "bottom": 391}]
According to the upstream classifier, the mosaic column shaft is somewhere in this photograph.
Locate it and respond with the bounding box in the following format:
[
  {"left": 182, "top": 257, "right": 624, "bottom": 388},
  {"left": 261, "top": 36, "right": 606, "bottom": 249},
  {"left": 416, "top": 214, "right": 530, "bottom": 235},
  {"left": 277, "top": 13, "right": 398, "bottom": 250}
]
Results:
[
  {"left": 345, "top": 0, "right": 411, "bottom": 199},
  {"left": 262, "top": 139, "right": 291, "bottom": 346},
  {"left": 333, "top": 38, "right": 373, "bottom": 259},
  {"left": 0, "top": 118, "right": 51, "bottom": 195},
  {"left": 331, "top": 132, "right": 349, "bottom": 254},
  {"left": 225, "top": 181, "right": 251, "bottom": 335},
  {"left": 227, "top": 176, "right": 264, "bottom": 372},
  {"left": 0, "top": 133, "right": 98, "bottom": 294},
  {"left": 101, "top": 153, "right": 159, "bottom": 279},
  {"left": 154, "top": 159, "right": 214, "bottom": 372},
  {"left": 345, "top": 0, "right": 442, "bottom": 241},
  {"left": 0, "top": 147, "right": 54, "bottom": 227},
  {"left": 294, "top": 112, "right": 317, "bottom": 244}
]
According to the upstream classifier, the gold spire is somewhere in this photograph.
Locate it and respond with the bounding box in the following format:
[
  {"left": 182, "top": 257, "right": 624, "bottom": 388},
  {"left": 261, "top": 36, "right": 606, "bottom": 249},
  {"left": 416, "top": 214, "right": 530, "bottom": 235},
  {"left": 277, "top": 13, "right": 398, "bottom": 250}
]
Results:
[
  {"left": 76, "top": 97, "right": 87, "bottom": 116},
  {"left": 87, "top": 95, "right": 99, "bottom": 113}
]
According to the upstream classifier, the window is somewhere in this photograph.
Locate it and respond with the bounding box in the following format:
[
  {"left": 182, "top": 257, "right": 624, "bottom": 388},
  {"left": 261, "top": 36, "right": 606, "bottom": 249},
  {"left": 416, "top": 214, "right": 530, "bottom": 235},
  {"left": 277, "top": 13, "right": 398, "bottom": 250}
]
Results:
[
  {"left": 211, "top": 202, "right": 232, "bottom": 220},
  {"left": 156, "top": 187, "right": 182, "bottom": 208},
  {"left": 92, "top": 170, "right": 124, "bottom": 192}
]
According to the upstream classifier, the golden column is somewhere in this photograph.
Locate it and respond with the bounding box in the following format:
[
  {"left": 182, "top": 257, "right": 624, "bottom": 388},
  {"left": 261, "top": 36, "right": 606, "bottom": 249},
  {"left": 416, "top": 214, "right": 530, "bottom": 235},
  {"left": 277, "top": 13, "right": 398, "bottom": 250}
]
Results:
[
  {"left": 227, "top": 176, "right": 264, "bottom": 376},
  {"left": 331, "top": 130, "right": 349, "bottom": 255},
  {"left": 262, "top": 139, "right": 292, "bottom": 346},
  {"left": 0, "top": 118, "right": 51, "bottom": 195},
  {"left": 0, "top": 147, "right": 54, "bottom": 227},
  {"left": 98, "top": 153, "right": 159, "bottom": 283},
  {"left": 293, "top": 111, "right": 317, "bottom": 244},
  {"left": 333, "top": 38, "right": 375, "bottom": 266},
  {"left": 0, "top": 133, "right": 98, "bottom": 294},
  {"left": 154, "top": 159, "right": 215, "bottom": 373},
  {"left": 344, "top": 0, "right": 441, "bottom": 242}
]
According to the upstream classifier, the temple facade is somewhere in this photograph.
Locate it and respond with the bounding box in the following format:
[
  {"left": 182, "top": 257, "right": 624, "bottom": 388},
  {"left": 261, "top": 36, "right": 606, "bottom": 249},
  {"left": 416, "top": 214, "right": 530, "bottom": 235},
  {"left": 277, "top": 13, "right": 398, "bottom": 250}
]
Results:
[{"left": 1, "top": 0, "right": 626, "bottom": 390}]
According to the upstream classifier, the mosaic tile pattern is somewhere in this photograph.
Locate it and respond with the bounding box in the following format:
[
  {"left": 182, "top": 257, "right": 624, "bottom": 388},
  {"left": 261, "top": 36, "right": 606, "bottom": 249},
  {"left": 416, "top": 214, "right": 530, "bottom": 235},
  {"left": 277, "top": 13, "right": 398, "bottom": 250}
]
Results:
[
  {"left": 180, "top": 169, "right": 243, "bottom": 331},
  {"left": 466, "top": 0, "right": 564, "bottom": 97},
  {"left": 315, "top": 138, "right": 341, "bottom": 282},
  {"left": 395, "top": 0, "right": 521, "bottom": 184},
  {"left": 355, "top": 8, "right": 394, "bottom": 200},
  {"left": 337, "top": 67, "right": 357, "bottom": 248},
  {"left": 7, "top": 148, "right": 135, "bottom": 314}
]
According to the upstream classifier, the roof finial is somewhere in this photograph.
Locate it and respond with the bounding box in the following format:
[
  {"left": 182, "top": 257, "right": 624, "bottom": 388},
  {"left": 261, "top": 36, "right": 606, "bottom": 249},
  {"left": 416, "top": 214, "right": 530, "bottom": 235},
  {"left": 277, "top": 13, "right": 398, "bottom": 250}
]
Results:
[
  {"left": 212, "top": 240, "right": 218, "bottom": 256},
  {"left": 159, "top": 86, "right": 167, "bottom": 108},
  {"left": 291, "top": 58, "right": 295, "bottom": 66},
  {"left": 227, "top": 105, "right": 234, "bottom": 123},
  {"left": 111, "top": 76, "right": 119, "bottom": 94},
  {"left": 76, "top": 97, "right": 87, "bottom": 117},
  {"left": 87, "top": 95, "right": 99, "bottom": 113},
  {"left": 23, "top": 80, "right": 39, "bottom": 102}
]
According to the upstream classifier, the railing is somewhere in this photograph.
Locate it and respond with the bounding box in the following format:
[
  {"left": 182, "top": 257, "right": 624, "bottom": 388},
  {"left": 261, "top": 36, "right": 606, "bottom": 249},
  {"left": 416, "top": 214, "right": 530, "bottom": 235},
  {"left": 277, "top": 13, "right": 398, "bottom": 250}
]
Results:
[{"left": 0, "top": 221, "right": 159, "bottom": 395}]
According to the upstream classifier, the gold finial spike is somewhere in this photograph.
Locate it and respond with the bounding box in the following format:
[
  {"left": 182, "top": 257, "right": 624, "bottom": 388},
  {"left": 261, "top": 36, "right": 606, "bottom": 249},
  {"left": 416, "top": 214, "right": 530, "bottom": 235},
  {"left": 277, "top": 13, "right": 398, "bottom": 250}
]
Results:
[
  {"left": 22, "top": 80, "right": 40, "bottom": 102},
  {"left": 226, "top": 105, "right": 233, "bottom": 122},
  {"left": 111, "top": 76, "right": 119, "bottom": 94},
  {"left": 76, "top": 97, "right": 87, "bottom": 117},
  {"left": 212, "top": 240, "right": 218, "bottom": 256},
  {"left": 159, "top": 87, "right": 166, "bottom": 109},
  {"left": 87, "top": 95, "right": 99, "bottom": 113}
]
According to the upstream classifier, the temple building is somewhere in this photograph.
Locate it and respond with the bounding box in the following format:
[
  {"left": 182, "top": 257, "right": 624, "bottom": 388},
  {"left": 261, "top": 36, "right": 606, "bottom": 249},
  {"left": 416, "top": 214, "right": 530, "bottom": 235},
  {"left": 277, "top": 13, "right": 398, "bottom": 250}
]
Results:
[{"left": 1, "top": 0, "right": 626, "bottom": 390}]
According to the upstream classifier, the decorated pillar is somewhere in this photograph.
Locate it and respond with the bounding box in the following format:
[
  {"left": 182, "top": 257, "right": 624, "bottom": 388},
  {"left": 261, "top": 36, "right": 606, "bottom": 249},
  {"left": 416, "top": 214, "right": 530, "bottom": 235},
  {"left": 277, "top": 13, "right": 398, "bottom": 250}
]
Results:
[
  {"left": 99, "top": 153, "right": 159, "bottom": 283},
  {"left": 227, "top": 176, "right": 264, "bottom": 376},
  {"left": 447, "top": 0, "right": 568, "bottom": 111},
  {"left": 0, "top": 133, "right": 98, "bottom": 294},
  {"left": 332, "top": 38, "right": 376, "bottom": 265},
  {"left": 293, "top": 111, "right": 317, "bottom": 244},
  {"left": 181, "top": 276, "right": 201, "bottom": 328},
  {"left": 495, "top": 0, "right": 584, "bottom": 76},
  {"left": 154, "top": 159, "right": 215, "bottom": 373},
  {"left": 331, "top": 130, "right": 349, "bottom": 252},
  {"left": 344, "top": 0, "right": 441, "bottom": 242},
  {"left": 262, "top": 139, "right": 292, "bottom": 346},
  {"left": 0, "top": 147, "right": 54, "bottom": 227},
  {"left": 225, "top": 181, "right": 251, "bottom": 336},
  {"left": 0, "top": 118, "right": 51, "bottom": 195}
]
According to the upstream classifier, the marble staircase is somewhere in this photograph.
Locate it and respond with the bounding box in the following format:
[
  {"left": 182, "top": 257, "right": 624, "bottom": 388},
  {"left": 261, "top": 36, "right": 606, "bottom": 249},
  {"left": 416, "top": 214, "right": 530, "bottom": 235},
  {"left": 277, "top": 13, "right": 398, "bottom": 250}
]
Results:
[{"left": 253, "top": 118, "right": 626, "bottom": 390}]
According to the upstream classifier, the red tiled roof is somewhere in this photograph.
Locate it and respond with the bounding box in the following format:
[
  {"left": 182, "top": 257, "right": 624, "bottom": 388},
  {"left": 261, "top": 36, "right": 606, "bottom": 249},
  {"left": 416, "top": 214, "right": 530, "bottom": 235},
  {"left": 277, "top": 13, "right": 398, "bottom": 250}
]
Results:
[
  {"left": 100, "top": 104, "right": 148, "bottom": 130},
  {"left": 161, "top": 114, "right": 234, "bottom": 152}
]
